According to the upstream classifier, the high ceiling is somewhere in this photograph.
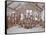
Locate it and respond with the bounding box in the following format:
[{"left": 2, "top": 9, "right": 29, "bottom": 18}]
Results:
[
  {"left": 7, "top": 1, "right": 45, "bottom": 16},
  {"left": 7, "top": 1, "right": 45, "bottom": 11}
]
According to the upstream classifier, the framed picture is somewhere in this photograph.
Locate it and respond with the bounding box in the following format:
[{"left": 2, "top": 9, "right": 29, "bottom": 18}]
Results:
[{"left": 5, "top": 1, "right": 45, "bottom": 34}]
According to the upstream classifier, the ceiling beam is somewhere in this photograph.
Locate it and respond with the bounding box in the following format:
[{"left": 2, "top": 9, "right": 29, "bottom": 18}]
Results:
[
  {"left": 8, "top": 7, "right": 15, "bottom": 10},
  {"left": 31, "top": 3, "right": 43, "bottom": 12},
  {"left": 7, "top": 2, "right": 14, "bottom": 6},
  {"left": 14, "top": 3, "right": 21, "bottom": 10}
]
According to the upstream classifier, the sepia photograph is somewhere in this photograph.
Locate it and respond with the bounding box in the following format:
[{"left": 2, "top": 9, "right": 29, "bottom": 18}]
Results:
[{"left": 6, "top": 1, "right": 45, "bottom": 34}]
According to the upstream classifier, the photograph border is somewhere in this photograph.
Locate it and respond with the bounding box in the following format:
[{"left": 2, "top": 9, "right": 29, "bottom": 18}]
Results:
[{"left": 5, "top": 1, "right": 45, "bottom": 34}]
